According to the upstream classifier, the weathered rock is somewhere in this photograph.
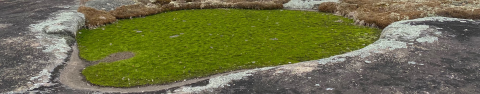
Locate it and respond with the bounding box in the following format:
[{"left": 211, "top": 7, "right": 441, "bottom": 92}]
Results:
[
  {"left": 33, "top": 10, "right": 85, "bottom": 45},
  {"left": 0, "top": 0, "right": 80, "bottom": 93},
  {"left": 22, "top": 9, "right": 85, "bottom": 93}
]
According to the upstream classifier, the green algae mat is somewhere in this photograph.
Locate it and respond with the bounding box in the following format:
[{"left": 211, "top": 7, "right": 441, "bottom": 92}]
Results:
[{"left": 77, "top": 9, "right": 381, "bottom": 87}]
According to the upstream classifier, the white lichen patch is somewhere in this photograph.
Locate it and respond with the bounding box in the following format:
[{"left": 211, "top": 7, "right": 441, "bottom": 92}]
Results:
[
  {"left": 274, "top": 60, "right": 318, "bottom": 75},
  {"left": 30, "top": 10, "right": 84, "bottom": 37},
  {"left": 38, "top": 35, "right": 72, "bottom": 60},
  {"left": 318, "top": 57, "right": 347, "bottom": 65},
  {"left": 25, "top": 10, "right": 85, "bottom": 91},
  {"left": 172, "top": 67, "right": 274, "bottom": 93},
  {"left": 314, "top": 39, "right": 408, "bottom": 66},
  {"left": 416, "top": 35, "right": 438, "bottom": 43},
  {"left": 408, "top": 61, "right": 417, "bottom": 64},
  {"left": 314, "top": 17, "right": 457, "bottom": 66},
  {"left": 381, "top": 23, "right": 429, "bottom": 41}
]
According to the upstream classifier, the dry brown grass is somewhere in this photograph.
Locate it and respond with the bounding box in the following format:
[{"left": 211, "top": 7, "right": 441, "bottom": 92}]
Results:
[
  {"left": 436, "top": 8, "right": 480, "bottom": 19},
  {"left": 139, "top": 0, "right": 172, "bottom": 5},
  {"left": 318, "top": 2, "right": 337, "bottom": 13},
  {"left": 79, "top": 1, "right": 283, "bottom": 29},
  {"left": 333, "top": 0, "right": 480, "bottom": 28},
  {"left": 109, "top": 4, "right": 162, "bottom": 19},
  {"left": 335, "top": 3, "right": 358, "bottom": 18},
  {"left": 356, "top": 12, "right": 391, "bottom": 28},
  {"left": 234, "top": 2, "right": 283, "bottom": 10},
  {"left": 177, "top": 3, "right": 203, "bottom": 10},
  {"left": 226, "top": 0, "right": 290, "bottom": 4},
  {"left": 153, "top": 0, "right": 172, "bottom": 5},
  {"left": 340, "top": 0, "right": 374, "bottom": 6},
  {"left": 160, "top": 4, "right": 176, "bottom": 11},
  {"left": 202, "top": 3, "right": 235, "bottom": 9},
  {"left": 77, "top": 6, "right": 117, "bottom": 28},
  {"left": 160, "top": 3, "right": 203, "bottom": 11},
  {"left": 356, "top": 11, "right": 423, "bottom": 28},
  {"left": 185, "top": 0, "right": 201, "bottom": 2},
  {"left": 137, "top": 0, "right": 152, "bottom": 4}
]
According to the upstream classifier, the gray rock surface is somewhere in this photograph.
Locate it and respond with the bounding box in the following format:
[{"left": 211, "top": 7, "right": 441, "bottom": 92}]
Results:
[
  {"left": 26, "top": 9, "right": 84, "bottom": 93},
  {"left": 85, "top": 0, "right": 136, "bottom": 11},
  {"left": 0, "top": 0, "right": 81, "bottom": 93}
]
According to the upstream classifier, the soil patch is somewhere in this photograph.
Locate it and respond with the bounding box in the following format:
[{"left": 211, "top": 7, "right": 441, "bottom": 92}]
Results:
[
  {"left": 96, "top": 52, "right": 135, "bottom": 62},
  {"left": 0, "top": 24, "right": 12, "bottom": 29},
  {"left": 84, "top": 52, "right": 135, "bottom": 66}
]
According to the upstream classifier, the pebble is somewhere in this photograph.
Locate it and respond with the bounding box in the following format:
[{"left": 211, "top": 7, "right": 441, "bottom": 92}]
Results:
[
  {"left": 364, "top": 61, "right": 371, "bottom": 63},
  {"left": 326, "top": 88, "right": 334, "bottom": 90}
]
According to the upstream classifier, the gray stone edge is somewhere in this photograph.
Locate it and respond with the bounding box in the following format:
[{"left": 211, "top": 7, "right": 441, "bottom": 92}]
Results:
[{"left": 6, "top": 8, "right": 86, "bottom": 93}]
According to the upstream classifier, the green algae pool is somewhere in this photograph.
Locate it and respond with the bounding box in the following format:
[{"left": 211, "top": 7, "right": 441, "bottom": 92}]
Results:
[{"left": 77, "top": 9, "right": 381, "bottom": 87}]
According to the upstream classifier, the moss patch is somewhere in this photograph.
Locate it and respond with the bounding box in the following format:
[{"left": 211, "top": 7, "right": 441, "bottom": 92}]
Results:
[{"left": 77, "top": 9, "right": 381, "bottom": 87}]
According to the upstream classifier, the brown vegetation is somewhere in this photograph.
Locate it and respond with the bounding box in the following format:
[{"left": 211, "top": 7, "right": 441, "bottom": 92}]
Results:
[
  {"left": 153, "top": 0, "right": 173, "bottom": 5},
  {"left": 176, "top": 3, "right": 203, "bottom": 10},
  {"left": 109, "top": 4, "right": 162, "bottom": 19},
  {"left": 318, "top": 2, "right": 337, "bottom": 13},
  {"left": 79, "top": 0, "right": 284, "bottom": 29},
  {"left": 138, "top": 0, "right": 172, "bottom": 5},
  {"left": 226, "top": 0, "right": 290, "bottom": 4},
  {"left": 137, "top": 0, "right": 152, "bottom": 4},
  {"left": 356, "top": 11, "right": 423, "bottom": 28},
  {"left": 329, "top": 0, "right": 480, "bottom": 28},
  {"left": 436, "top": 8, "right": 480, "bottom": 19},
  {"left": 160, "top": 3, "right": 204, "bottom": 11},
  {"left": 234, "top": 2, "right": 283, "bottom": 10},
  {"left": 77, "top": 6, "right": 117, "bottom": 28}
]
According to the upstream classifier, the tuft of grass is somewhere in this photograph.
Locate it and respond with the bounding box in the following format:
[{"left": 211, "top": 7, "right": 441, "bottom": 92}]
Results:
[
  {"left": 334, "top": 0, "right": 480, "bottom": 28},
  {"left": 109, "top": 4, "right": 162, "bottom": 19},
  {"left": 436, "top": 8, "right": 480, "bottom": 19},
  {"left": 78, "top": 9, "right": 381, "bottom": 87},
  {"left": 226, "top": 0, "right": 290, "bottom": 4},
  {"left": 234, "top": 2, "right": 284, "bottom": 10},
  {"left": 138, "top": 0, "right": 172, "bottom": 5},
  {"left": 318, "top": 2, "right": 338, "bottom": 13},
  {"left": 155, "top": 0, "right": 173, "bottom": 5},
  {"left": 77, "top": 6, "right": 117, "bottom": 28},
  {"left": 137, "top": 0, "right": 152, "bottom": 4}
]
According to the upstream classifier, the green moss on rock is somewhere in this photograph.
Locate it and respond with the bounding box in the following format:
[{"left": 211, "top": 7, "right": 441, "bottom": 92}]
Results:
[{"left": 77, "top": 9, "right": 381, "bottom": 87}]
